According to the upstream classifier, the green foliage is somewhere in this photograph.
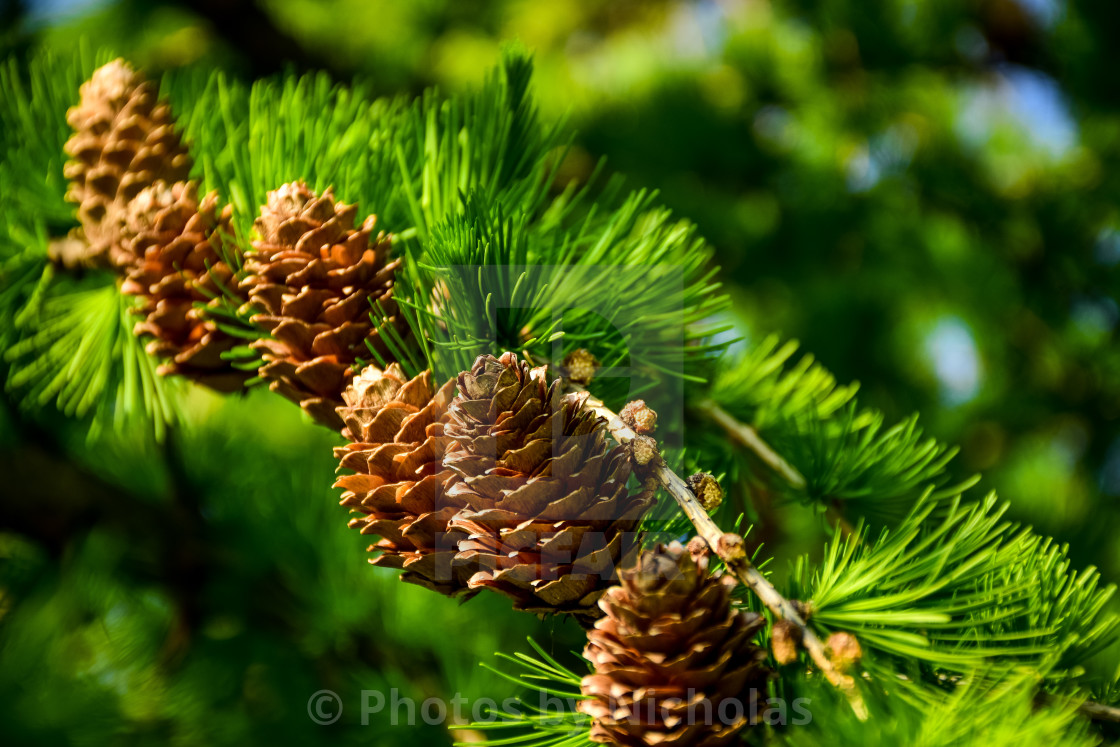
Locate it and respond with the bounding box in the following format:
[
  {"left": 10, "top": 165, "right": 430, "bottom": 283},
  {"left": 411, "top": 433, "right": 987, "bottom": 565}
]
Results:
[
  {"left": 382, "top": 51, "right": 732, "bottom": 405},
  {"left": 0, "top": 390, "right": 555, "bottom": 747},
  {"left": 454, "top": 639, "right": 592, "bottom": 747},
  {"left": 781, "top": 672, "right": 1099, "bottom": 747},
  {"left": 707, "top": 335, "right": 858, "bottom": 429},
  {"left": 0, "top": 46, "right": 181, "bottom": 439},
  {"left": 2, "top": 7, "right": 1120, "bottom": 744},
  {"left": 391, "top": 45, "right": 565, "bottom": 242},
  {"left": 703, "top": 335, "right": 978, "bottom": 524},
  {"left": 404, "top": 187, "right": 729, "bottom": 400},
  {"left": 166, "top": 67, "right": 399, "bottom": 242},
  {"left": 470, "top": 620, "right": 1108, "bottom": 747},
  {"left": 788, "top": 493, "right": 1117, "bottom": 684},
  {"left": 771, "top": 406, "right": 979, "bottom": 524},
  {"left": 0, "top": 240, "right": 180, "bottom": 440},
  {"left": 165, "top": 45, "right": 561, "bottom": 247},
  {"left": 0, "top": 43, "right": 108, "bottom": 229}
]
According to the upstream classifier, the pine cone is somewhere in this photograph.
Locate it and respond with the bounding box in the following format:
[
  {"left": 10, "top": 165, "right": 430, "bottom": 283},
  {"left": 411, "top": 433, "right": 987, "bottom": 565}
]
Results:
[
  {"left": 580, "top": 541, "right": 770, "bottom": 746},
  {"left": 120, "top": 181, "right": 248, "bottom": 391},
  {"left": 240, "top": 182, "right": 402, "bottom": 429},
  {"left": 333, "top": 364, "right": 475, "bottom": 596},
  {"left": 63, "top": 59, "right": 192, "bottom": 269},
  {"left": 443, "top": 353, "right": 655, "bottom": 620}
]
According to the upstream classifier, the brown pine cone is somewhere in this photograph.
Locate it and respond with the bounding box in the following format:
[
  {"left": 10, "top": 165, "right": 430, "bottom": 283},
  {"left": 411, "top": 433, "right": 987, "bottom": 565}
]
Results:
[
  {"left": 120, "top": 181, "right": 249, "bottom": 392},
  {"left": 240, "top": 182, "right": 402, "bottom": 429},
  {"left": 62, "top": 59, "right": 192, "bottom": 269},
  {"left": 333, "top": 364, "right": 476, "bottom": 596},
  {"left": 443, "top": 353, "right": 655, "bottom": 621},
  {"left": 580, "top": 541, "right": 771, "bottom": 746}
]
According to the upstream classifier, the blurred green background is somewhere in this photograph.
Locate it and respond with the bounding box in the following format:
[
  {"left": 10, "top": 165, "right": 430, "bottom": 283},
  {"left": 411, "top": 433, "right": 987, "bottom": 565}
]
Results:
[{"left": 2, "top": 0, "right": 1119, "bottom": 743}]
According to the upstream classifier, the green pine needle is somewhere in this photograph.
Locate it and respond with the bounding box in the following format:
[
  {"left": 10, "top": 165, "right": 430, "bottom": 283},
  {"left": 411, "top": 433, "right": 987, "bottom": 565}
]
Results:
[
  {"left": 702, "top": 334, "right": 976, "bottom": 524},
  {"left": 787, "top": 492, "right": 1117, "bottom": 683},
  {"left": 0, "top": 43, "right": 111, "bottom": 231},
  {"left": 452, "top": 638, "right": 593, "bottom": 747},
  {"left": 3, "top": 263, "right": 180, "bottom": 441}
]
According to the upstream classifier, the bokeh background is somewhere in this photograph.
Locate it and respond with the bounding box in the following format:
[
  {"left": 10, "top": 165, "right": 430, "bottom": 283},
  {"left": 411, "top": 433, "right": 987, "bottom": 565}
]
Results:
[{"left": 2, "top": 0, "right": 1119, "bottom": 744}]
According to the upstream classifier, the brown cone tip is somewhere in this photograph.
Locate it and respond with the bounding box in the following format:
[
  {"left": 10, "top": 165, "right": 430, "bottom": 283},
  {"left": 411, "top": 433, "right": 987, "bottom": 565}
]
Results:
[
  {"left": 580, "top": 540, "right": 771, "bottom": 746},
  {"left": 442, "top": 352, "right": 655, "bottom": 621},
  {"left": 619, "top": 399, "right": 657, "bottom": 435},
  {"left": 826, "top": 631, "right": 862, "bottom": 673},
  {"left": 562, "top": 348, "right": 599, "bottom": 385},
  {"left": 333, "top": 364, "right": 474, "bottom": 596},
  {"left": 119, "top": 180, "right": 248, "bottom": 392},
  {"left": 628, "top": 434, "right": 660, "bottom": 468},
  {"left": 686, "top": 472, "right": 723, "bottom": 512},
  {"left": 63, "top": 59, "right": 192, "bottom": 269},
  {"left": 240, "top": 181, "right": 404, "bottom": 429},
  {"left": 770, "top": 619, "right": 802, "bottom": 666}
]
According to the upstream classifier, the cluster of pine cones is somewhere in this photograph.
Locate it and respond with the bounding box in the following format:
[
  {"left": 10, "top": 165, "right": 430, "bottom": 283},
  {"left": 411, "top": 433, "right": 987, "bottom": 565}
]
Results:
[
  {"left": 58, "top": 60, "right": 776, "bottom": 747},
  {"left": 334, "top": 352, "right": 655, "bottom": 618},
  {"left": 59, "top": 60, "right": 403, "bottom": 424},
  {"left": 333, "top": 353, "right": 773, "bottom": 744}
]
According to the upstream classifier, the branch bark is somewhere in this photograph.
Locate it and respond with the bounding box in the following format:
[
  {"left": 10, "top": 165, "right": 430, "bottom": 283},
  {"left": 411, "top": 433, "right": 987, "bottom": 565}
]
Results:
[
  {"left": 1075, "top": 698, "right": 1120, "bottom": 724},
  {"left": 700, "top": 400, "right": 856, "bottom": 538},
  {"left": 698, "top": 399, "right": 806, "bottom": 490},
  {"left": 573, "top": 385, "right": 869, "bottom": 720}
]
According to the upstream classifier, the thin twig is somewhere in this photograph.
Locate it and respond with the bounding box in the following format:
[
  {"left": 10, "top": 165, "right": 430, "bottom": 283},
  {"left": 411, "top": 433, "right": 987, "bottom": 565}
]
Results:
[
  {"left": 694, "top": 399, "right": 1120, "bottom": 726},
  {"left": 1074, "top": 698, "right": 1120, "bottom": 723},
  {"left": 703, "top": 401, "right": 863, "bottom": 542},
  {"left": 698, "top": 399, "right": 806, "bottom": 490},
  {"left": 573, "top": 385, "right": 869, "bottom": 720},
  {"left": 1034, "top": 692, "right": 1120, "bottom": 724}
]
